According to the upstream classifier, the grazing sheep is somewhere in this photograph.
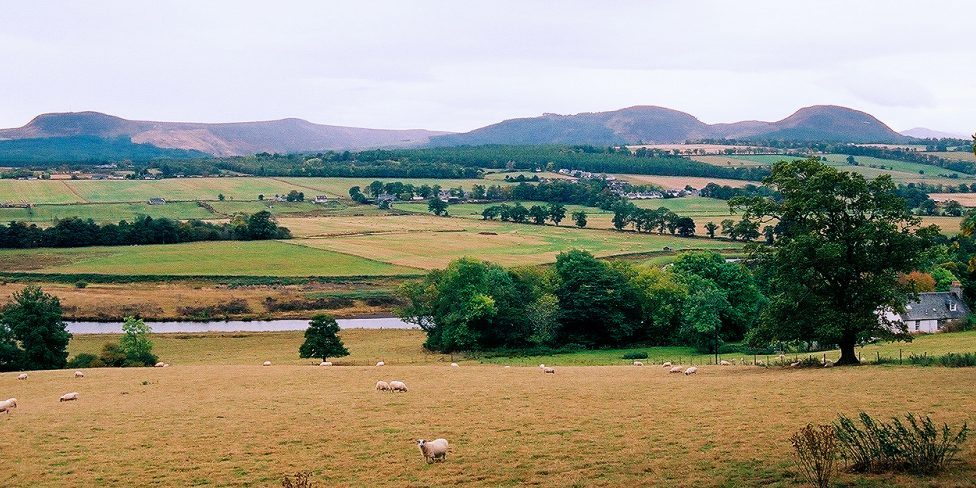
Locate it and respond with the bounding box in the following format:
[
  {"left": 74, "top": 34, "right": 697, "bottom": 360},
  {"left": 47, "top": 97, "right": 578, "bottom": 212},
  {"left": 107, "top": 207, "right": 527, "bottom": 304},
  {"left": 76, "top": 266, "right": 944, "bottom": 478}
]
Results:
[
  {"left": 262, "top": 361, "right": 272, "bottom": 366},
  {"left": 154, "top": 362, "right": 165, "bottom": 368},
  {"left": 633, "top": 361, "right": 644, "bottom": 367},
  {"left": 790, "top": 361, "right": 801, "bottom": 368},
  {"left": 669, "top": 366, "right": 683, "bottom": 373},
  {"left": 538, "top": 364, "right": 545, "bottom": 369},
  {"left": 720, "top": 360, "right": 731, "bottom": 366},
  {"left": 0, "top": 398, "right": 16, "bottom": 414},
  {"left": 450, "top": 363, "right": 459, "bottom": 368},
  {"left": 390, "top": 380, "right": 408, "bottom": 392},
  {"left": 59, "top": 392, "right": 79, "bottom": 402},
  {"left": 543, "top": 367, "right": 555, "bottom": 374},
  {"left": 375, "top": 380, "right": 391, "bottom": 391},
  {"left": 320, "top": 361, "right": 333, "bottom": 367},
  {"left": 684, "top": 367, "right": 698, "bottom": 375},
  {"left": 417, "top": 438, "right": 449, "bottom": 463},
  {"left": 74, "top": 371, "right": 85, "bottom": 378},
  {"left": 376, "top": 361, "right": 385, "bottom": 367},
  {"left": 162, "top": 363, "right": 170, "bottom": 367},
  {"left": 17, "top": 373, "right": 27, "bottom": 380},
  {"left": 823, "top": 361, "right": 834, "bottom": 368},
  {"left": 662, "top": 362, "right": 672, "bottom": 368}
]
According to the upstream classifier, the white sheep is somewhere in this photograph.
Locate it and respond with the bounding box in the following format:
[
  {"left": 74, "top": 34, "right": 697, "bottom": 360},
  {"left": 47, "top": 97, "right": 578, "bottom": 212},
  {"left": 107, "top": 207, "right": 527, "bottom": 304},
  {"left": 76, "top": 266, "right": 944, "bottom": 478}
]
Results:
[
  {"left": 390, "top": 380, "right": 408, "bottom": 392},
  {"left": 74, "top": 371, "right": 85, "bottom": 378},
  {"left": 684, "top": 367, "right": 698, "bottom": 375},
  {"left": 375, "top": 380, "right": 391, "bottom": 391},
  {"left": 543, "top": 367, "right": 555, "bottom": 374},
  {"left": 154, "top": 362, "right": 165, "bottom": 368},
  {"left": 59, "top": 392, "right": 79, "bottom": 402},
  {"left": 720, "top": 360, "right": 731, "bottom": 366},
  {"left": 162, "top": 363, "right": 170, "bottom": 367},
  {"left": 823, "top": 361, "right": 834, "bottom": 368},
  {"left": 669, "top": 366, "right": 683, "bottom": 373},
  {"left": 790, "top": 361, "right": 801, "bottom": 368},
  {"left": 662, "top": 362, "right": 672, "bottom": 368},
  {"left": 320, "top": 361, "right": 333, "bottom": 367},
  {"left": 17, "top": 373, "right": 27, "bottom": 380},
  {"left": 376, "top": 361, "right": 385, "bottom": 367},
  {"left": 633, "top": 361, "right": 644, "bottom": 366},
  {"left": 538, "top": 364, "right": 545, "bottom": 369},
  {"left": 450, "top": 363, "right": 459, "bottom": 368},
  {"left": 417, "top": 438, "right": 449, "bottom": 463},
  {"left": 262, "top": 361, "right": 272, "bottom": 366},
  {"left": 0, "top": 398, "right": 16, "bottom": 414}
]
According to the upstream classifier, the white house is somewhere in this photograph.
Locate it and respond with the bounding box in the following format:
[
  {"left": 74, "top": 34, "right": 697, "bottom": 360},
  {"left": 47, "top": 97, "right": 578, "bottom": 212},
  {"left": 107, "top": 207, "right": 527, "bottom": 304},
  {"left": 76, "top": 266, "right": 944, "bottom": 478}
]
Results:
[{"left": 883, "top": 282, "right": 970, "bottom": 333}]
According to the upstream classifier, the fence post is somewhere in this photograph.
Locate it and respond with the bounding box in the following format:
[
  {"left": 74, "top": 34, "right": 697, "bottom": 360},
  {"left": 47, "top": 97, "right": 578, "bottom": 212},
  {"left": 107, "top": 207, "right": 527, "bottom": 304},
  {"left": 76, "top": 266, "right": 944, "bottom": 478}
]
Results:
[
  {"left": 876, "top": 351, "right": 880, "bottom": 363},
  {"left": 823, "top": 353, "right": 826, "bottom": 365},
  {"left": 899, "top": 349, "right": 902, "bottom": 365},
  {"left": 754, "top": 354, "right": 757, "bottom": 366}
]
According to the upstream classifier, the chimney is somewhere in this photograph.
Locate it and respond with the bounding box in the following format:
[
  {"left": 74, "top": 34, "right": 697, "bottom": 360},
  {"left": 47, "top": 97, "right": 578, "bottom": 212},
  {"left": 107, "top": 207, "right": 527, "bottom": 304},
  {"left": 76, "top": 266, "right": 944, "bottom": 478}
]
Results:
[{"left": 950, "top": 281, "right": 963, "bottom": 300}]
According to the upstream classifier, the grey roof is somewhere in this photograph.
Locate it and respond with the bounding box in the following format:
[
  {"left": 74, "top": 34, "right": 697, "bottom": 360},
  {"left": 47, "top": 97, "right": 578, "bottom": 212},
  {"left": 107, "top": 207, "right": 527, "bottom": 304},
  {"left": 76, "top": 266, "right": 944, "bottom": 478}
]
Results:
[{"left": 900, "top": 292, "right": 970, "bottom": 321}]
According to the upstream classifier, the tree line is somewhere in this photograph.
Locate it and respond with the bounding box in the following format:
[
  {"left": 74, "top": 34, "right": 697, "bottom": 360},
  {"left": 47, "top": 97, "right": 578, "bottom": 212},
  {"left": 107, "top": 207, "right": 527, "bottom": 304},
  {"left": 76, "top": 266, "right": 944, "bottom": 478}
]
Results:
[
  {"left": 398, "top": 250, "right": 762, "bottom": 354},
  {"left": 0, "top": 211, "right": 290, "bottom": 249}
]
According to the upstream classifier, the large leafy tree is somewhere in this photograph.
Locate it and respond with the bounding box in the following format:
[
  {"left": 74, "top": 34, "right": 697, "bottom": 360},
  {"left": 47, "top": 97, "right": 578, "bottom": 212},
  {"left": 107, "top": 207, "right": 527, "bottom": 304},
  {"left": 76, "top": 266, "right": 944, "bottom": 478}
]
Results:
[
  {"left": 299, "top": 314, "right": 349, "bottom": 362},
  {"left": 0, "top": 285, "right": 71, "bottom": 370},
  {"left": 733, "top": 159, "right": 937, "bottom": 364},
  {"left": 553, "top": 250, "right": 642, "bottom": 346},
  {"left": 670, "top": 251, "right": 763, "bottom": 341},
  {"left": 118, "top": 316, "right": 158, "bottom": 366}
]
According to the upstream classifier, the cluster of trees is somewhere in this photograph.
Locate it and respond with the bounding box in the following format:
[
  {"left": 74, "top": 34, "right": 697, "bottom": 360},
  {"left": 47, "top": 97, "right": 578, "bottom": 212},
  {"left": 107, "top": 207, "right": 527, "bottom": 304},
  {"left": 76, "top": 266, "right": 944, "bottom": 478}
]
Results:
[
  {"left": 398, "top": 250, "right": 762, "bottom": 354},
  {"left": 480, "top": 203, "right": 570, "bottom": 226},
  {"left": 0, "top": 211, "right": 291, "bottom": 249},
  {"left": 69, "top": 317, "right": 158, "bottom": 368},
  {"left": 609, "top": 203, "right": 696, "bottom": 236},
  {"left": 699, "top": 183, "right": 777, "bottom": 201}
]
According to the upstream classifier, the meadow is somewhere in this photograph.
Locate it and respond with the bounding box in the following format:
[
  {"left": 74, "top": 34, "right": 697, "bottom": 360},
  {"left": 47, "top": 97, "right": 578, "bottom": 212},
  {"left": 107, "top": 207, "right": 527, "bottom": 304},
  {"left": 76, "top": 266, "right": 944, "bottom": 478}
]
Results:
[
  {"left": 721, "top": 154, "right": 976, "bottom": 185},
  {"left": 2, "top": 329, "right": 974, "bottom": 487}
]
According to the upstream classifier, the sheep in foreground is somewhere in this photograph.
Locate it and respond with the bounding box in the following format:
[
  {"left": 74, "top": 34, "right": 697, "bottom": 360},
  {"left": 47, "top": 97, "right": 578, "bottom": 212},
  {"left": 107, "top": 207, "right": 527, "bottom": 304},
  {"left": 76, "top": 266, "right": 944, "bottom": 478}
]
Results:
[
  {"left": 538, "top": 364, "right": 545, "bottom": 369},
  {"left": 662, "top": 362, "right": 672, "bottom": 368},
  {"left": 823, "top": 361, "right": 834, "bottom": 368},
  {"left": 684, "top": 367, "right": 698, "bottom": 375},
  {"left": 17, "top": 373, "right": 27, "bottom": 380},
  {"left": 669, "top": 366, "right": 683, "bottom": 374},
  {"left": 375, "top": 381, "right": 391, "bottom": 391},
  {"left": 720, "top": 360, "right": 731, "bottom": 366},
  {"left": 633, "top": 361, "right": 644, "bottom": 366},
  {"left": 450, "top": 363, "right": 459, "bottom": 368},
  {"left": 376, "top": 361, "right": 385, "bottom": 367},
  {"left": 262, "top": 361, "right": 272, "bottom": 366},
  {"left": 417, "top": 438, "right": 449, "bottom": 463},
  {"left": 0, "top": 398, "right": 16, "bottom": 414},
  {"left": 74, "top": 371, "right": 85, "bottom": 378},
  {"left": 790, "top": 361, "right": 801, "bottom": 368},
  {"left": 543, "top": 367, "right": 555, "bottom": 374},
  {"left": 154, "top": 362, "right": 165, "bottom": 368},
  {"left": 390, "top": 380, "right": 408, "bottom": 392},
  {"left": 320, "top": 361, "right": 332, "bottom": 367},
  {"left": 60, "top": 392, "right": 79, "bottom": 402}
]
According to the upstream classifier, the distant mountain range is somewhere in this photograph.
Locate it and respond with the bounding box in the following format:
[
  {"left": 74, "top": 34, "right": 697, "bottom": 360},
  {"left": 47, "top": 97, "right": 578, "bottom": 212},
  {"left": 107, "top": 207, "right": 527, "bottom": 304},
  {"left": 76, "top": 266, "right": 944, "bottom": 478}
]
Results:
[
  {"left": 0, "top": 112, "right": 449, "bottom": 158},
  {"left": 0, "top": 105, "right": 952, "bottom": 162},
  {"left": 899, "top": 127, "right": 970, "bottom": 139},
  {"left": 429, "top": 105, "right": 913, "bottom": 146}
]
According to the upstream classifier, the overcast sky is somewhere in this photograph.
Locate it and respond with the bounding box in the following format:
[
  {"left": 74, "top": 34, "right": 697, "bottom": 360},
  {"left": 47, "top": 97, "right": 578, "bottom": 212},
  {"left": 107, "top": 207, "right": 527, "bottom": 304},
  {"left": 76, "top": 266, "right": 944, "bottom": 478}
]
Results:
[{"left": 3, "top": 0, "right": 973, "bottom": 134}]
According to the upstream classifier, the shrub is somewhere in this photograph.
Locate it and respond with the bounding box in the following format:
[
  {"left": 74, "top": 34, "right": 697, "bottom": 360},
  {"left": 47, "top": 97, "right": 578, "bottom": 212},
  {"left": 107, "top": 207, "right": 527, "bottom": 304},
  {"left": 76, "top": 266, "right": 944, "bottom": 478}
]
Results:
[
  {"left": 791, "top": 424, "right": 836, "bottom": 488},
  {"left": 67, "top": 353, "right": 99, "bottom": 368},
  {"left": 99, "top": 342, "right": 128, "bottom": 367},
  {"left": 908, "top": 352, "right": 976, "bottom": 367},
  {"left": 281, "top": 471, "right": 314, "bottom": 488},
  {"left": 74, "top": 280, "right": 88, "bottom": 289},
  {"left": 622, "top": 351, "right": 648, "bottom": 360},
  {"left": 834, "top": 412, "right": 969, "bottom": 475}
]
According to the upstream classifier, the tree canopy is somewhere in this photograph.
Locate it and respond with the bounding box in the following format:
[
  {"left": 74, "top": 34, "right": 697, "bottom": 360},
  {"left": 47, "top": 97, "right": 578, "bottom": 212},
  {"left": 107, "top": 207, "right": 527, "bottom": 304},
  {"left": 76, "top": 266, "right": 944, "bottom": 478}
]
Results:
[
  {"left": 299, "top": 314, "right": 350, "bottom": 362},
  {"left": 0, "top": 285, "right": 71, "bottom": 371}
]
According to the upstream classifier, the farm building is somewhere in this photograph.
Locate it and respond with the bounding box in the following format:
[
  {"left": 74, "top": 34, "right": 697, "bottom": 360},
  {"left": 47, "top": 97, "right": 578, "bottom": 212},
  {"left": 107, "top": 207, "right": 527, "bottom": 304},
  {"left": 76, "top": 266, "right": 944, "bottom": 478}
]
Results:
[
  {"left": 313, "top": 195, "right": 329, "bottom": 204},
  {"left": 883, "top": 282, "right": 970, "bottom": 333},
  {"left": 148, "top": 197, "right": 166, "bottom": 205}
]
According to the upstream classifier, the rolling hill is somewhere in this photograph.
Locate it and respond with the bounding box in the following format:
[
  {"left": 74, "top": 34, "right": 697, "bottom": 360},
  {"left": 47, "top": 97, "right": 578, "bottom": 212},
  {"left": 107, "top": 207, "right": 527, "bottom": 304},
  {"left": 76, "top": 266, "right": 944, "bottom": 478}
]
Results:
[
  {"left": 0, "top": 112, "right": 451, "bottom": 157},
  {"left": 430, "top": 105, "right": 911, "bottom": 146}
]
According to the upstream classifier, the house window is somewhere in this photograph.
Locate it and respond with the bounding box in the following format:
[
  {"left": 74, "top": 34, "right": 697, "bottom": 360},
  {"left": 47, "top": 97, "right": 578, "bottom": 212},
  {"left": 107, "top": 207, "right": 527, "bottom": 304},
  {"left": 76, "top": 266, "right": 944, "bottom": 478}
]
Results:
[
  {"left": 915, "top": 324, "right": 921, "bottom": 331},
  {"left": 950, "top": 303, "right": 958, "bottom": 312}
]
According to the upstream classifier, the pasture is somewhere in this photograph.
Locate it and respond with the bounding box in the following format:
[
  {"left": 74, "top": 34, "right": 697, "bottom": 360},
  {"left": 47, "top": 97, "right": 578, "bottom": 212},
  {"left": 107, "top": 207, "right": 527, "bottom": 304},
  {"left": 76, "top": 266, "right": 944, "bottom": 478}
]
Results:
[
  {"left": 2, "top": 329, "right": 975, "bottom": 487},
  {"left": 0, "top": 241, "right": 417, "bottom": 277},
  {"left": 722, "top": 154, "right": 976, "bottom": 185}
]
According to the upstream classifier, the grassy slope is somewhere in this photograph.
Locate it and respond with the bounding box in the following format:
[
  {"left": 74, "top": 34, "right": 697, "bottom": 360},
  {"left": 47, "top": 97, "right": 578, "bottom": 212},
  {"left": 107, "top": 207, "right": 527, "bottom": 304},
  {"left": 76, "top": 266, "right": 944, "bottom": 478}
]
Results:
[
  {"left": 1, "top": 329, "right": 971, "bottom": 486},
  {"left": 0, "top": 241, "right": 418, "bottom": 277}
]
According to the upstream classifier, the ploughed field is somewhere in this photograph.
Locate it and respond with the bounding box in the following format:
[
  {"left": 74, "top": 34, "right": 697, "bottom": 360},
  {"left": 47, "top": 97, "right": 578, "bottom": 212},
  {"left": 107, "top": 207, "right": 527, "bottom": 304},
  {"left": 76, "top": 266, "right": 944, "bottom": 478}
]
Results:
[{"left": 4, "top": 329, "right": 976, "bottom": 487}]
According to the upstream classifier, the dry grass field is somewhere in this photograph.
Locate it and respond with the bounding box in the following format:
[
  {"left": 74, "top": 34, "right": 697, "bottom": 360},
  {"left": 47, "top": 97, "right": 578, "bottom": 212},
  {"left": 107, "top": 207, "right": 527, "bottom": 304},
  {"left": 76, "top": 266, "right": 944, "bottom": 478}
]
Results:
[
  {"left": 3, "top": 336, "right": 975, "bottom": 487},
  {"left": 930, "top": 193, "right": 976, "bottom": 206}
]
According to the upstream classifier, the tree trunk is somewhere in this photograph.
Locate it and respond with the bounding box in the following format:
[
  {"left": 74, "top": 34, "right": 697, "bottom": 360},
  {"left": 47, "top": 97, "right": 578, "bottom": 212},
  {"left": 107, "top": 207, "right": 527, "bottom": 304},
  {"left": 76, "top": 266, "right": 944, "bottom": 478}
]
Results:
[{"left": 836, "top": 340, "right": 860, "bottom": 365}]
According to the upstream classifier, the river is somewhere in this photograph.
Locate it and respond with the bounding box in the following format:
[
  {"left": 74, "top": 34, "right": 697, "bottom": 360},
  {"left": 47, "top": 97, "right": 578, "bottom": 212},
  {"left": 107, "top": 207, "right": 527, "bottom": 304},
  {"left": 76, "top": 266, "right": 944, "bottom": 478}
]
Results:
[{"left": 66, "top": 317, "right": 417, "bottom": 334}]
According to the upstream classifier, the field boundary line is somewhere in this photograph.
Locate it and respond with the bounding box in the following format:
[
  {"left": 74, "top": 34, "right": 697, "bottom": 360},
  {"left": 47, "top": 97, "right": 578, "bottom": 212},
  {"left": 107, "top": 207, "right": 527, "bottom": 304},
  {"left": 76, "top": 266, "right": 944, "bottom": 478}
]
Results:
[
  {"left": 267, "top": 177, "right": 344, "bottom": 198},
  {"left": 60, "top": 181, "right": 89, "bottom": 203},
  {"left": 275, "top": 239, "right": 428, "bottom": 272}
]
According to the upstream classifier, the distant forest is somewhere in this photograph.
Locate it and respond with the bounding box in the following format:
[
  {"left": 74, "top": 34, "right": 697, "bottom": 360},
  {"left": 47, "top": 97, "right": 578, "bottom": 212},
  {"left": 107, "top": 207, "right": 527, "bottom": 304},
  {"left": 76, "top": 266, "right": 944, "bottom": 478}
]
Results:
[{"left": 0, "top": 136, "right": 208, "bottom": 164}]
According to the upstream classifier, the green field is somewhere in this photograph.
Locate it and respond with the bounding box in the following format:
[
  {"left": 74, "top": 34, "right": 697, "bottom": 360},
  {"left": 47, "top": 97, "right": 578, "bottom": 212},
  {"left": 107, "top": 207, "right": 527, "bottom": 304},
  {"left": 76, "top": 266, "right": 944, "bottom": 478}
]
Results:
[
  {"left": 0, "top": 240, "right": 418, "bottom": 277},
  {"left": 0, "top": 201, "right": 215, "bottom": 223},
  {"left": 724, "top": 154, "right": 976, "bottom": 183}
]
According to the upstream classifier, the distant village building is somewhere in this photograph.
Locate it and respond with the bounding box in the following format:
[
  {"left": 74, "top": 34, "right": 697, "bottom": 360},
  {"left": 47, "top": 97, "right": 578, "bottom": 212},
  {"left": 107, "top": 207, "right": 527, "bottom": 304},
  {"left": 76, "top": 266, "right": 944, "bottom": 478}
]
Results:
[
  {"left": 882, "top": 282, "right": 970, "bottom": 333},
  {"left": 147, "top": 197, "right": 166, "bottom": 205},
  {"left": 313, "top": 195, "right": 329, "bottom": 204}
]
